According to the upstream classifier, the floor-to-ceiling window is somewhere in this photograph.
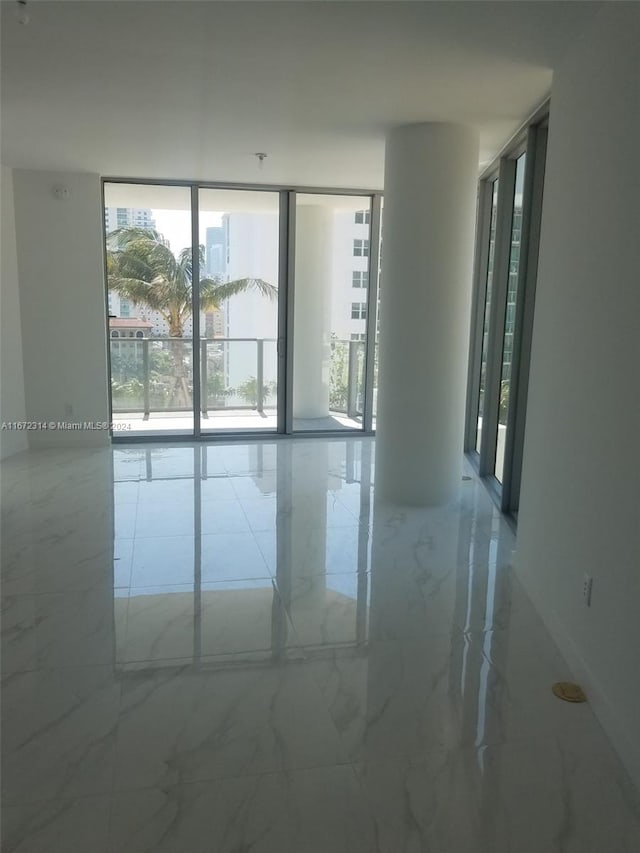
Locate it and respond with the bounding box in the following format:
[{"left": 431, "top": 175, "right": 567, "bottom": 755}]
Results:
[
  {"left": 494, "top": 153, "right": 526, "bottom": 483},
  {"left": 475, "top": 178, "right": 499, "bottom": 455},
  {"left": 104, "top": 184, "right": 194, "bottom": 437},
  {"left": 198, "top": 189, "right": 281, "bottom": 434},
  {"left": 103, "top": 182, "right": 383, "bottom": 440},
  {"left": 291, "top": 194, "right": 373, "bottom": 433},
  {"left": 370, "top": 199, "right": 383, "bottom": 430},
  {"left": 465, "top": 112, "right": 548, "bottom": 517}
]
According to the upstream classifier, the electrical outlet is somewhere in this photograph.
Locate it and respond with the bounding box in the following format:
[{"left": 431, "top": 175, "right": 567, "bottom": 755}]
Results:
[{"left": 582, "top": 574, "right": 593, "bottom": 607}]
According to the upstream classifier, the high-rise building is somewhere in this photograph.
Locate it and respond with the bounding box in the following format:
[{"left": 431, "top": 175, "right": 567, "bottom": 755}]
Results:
[
  {"left": 205, "top": 224, "right": 227, "bottom": 278},
  {"left": 105, "top": 207, "right": 198, "bottom": 337},
  {"left": 332, "top": 208, "right": 371, "bottom": 343},
  {"left": 215, "top": 206, "right": 376, "bottom": 401},
  {"left": 105, "top": 207, "right": 157, "bottom": 323},
  {"left": 104, "top": 206, "right": 156, "bottom": 233},
  {"left": 204, "top": 225, "right": 228, "bottom": 339}
]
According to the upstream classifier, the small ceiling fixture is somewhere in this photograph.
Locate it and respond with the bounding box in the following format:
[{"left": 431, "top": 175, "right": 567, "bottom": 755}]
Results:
[
  {"left": 15, "top": 0, "right": 29, "bottom": 25},
  {"left": 254, "top": 152, "right": 268, "bottom": 170}
]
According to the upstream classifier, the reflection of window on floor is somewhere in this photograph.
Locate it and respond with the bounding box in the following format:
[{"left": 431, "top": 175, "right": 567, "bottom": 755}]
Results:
[{"left": 113, "top": 444, "right": 372, "bottom": 667}]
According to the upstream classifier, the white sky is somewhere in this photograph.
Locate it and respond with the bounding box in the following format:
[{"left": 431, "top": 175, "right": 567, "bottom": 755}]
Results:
[{"left": 151, "top": 209, "right": 224, "bottom": 254}]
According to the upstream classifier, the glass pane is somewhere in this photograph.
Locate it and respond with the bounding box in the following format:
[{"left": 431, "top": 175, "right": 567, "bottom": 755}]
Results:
[
  {"left": 475, "top": 179, "right": 499, "bottom": 453},
  {"left": 105, "top": 184, "right": 194, "bottom": 436},
  {"left": 292, "top": 195, "right": 371, "bottom": 432},
  {"left": 494, "top": 154, "right": 526, "bottom": 482},
  {"left": 371, "top": 203, "right": 382, "bottom": 430},
  {"left": 198, "top": 189, "right": 280, "bottom": 433}
]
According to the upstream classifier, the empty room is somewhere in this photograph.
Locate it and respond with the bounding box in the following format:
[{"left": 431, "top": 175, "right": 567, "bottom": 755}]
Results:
[{"left": 1, "top": 1, "right": 639, "bottom": 851}]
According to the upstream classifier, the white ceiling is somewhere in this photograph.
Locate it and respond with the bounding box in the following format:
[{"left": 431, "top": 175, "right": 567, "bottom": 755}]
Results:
[{"left": 1, "top": 1, "right": 600, "bottom": 188}]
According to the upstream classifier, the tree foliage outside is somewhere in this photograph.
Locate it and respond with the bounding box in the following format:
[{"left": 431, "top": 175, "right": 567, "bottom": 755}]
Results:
[
  {"left": 329, "top": 336, "right": 349, "bottom": 411},
  {"left": 106, "top": 227, "right": 277, "bottom": 409},
  {"left": 106, "top": 227, "right": 277, "bottom": 337},
  {"left": 236, "top": 377, "right": 278, "bottom": 408},
  {"left": 499, "top": 379, "right": 510, "bottom": 425},
  {"left": 329, "top": 336, "right": 365, "bottom": 413},
  {"left": 110, "top": 343, "right": 189, "bottom": 410}
]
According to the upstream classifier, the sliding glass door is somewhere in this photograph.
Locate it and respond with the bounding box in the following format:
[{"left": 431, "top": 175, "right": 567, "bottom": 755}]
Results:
[
  {"left": 465, "top": 115, "right": 548, "bottom": 516},
  {"left": 493, "top": 153, "right": 526, "bottom": 483},
  {"left": 198, "top": 189, "right": 280, "bottom": 434},
  {"left": 105, "top": 183, "right": 194, "bottom": 437},
  {"left": 292, "top": 194, "right": 372, "bottom": 432},
  {"left": 475, "top": 178, "right": 499, "bottom": 455},
  {"left": 103, "top": 182, "right": 382, "bottom": 440}
]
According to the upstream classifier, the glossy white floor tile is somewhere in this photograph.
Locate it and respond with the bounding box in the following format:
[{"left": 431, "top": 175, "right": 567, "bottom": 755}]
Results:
[
  {"left": 113, "top": 660, "right": 347, "bottom": 791},
  {"left": 2, "top": 438, "right": 639, "bottom": 852},
  {"left": 2, "top": 665, "right": 119, "bottom": 805},
  {"left": 109, "top": 765, "right": 375, "bottom": 853},
  {"left": 356, "top": 732, "right": 640, "bottom": 853},
  {"left": 2, "top": 795, "right": 110, "bottom": 853}
]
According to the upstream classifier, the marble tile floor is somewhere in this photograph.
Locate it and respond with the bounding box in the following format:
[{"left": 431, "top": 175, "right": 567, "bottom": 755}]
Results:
[{"left": 1, "top": 438, "right": 639, "bottom": 852}]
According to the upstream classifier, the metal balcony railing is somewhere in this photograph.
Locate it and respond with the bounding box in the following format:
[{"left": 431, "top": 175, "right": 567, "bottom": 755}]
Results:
[{"left": 109, "top": 337, "right": 366, "bottom": 419}]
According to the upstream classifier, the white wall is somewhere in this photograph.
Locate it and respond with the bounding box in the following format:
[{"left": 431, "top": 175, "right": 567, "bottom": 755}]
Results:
[
  {"left": 516, "top": 4, "right": 640, "bottom": 786},
  {"left": 13, "top": 171, "right": 110, "bottom": 447},
  {"left": 0, "top": 166, "right": 28, "bottom": 459}
]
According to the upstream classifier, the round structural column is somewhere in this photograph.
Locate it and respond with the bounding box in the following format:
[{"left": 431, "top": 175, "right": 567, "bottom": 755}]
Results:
[
  {"left": 292, "top": 204, "right": 332, "bottom": 420},
  {"left": 376, "top": 123, "right": 479, "bottom": 505}
]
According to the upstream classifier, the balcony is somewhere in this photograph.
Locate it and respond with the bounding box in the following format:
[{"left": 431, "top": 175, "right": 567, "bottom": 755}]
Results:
[{"left": 110, "top": 337, "right": 368, "bottom": 434}]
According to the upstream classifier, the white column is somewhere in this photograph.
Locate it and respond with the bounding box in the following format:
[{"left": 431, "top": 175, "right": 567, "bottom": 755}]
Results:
[
  {"left": 376, "top": 123, "right": 479, "bottom": 505},
  {"left": 293, "top": 204, "right": 331, "bottom": 419}
]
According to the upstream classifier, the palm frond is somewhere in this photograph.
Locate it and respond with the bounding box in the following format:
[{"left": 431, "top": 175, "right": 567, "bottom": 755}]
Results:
[
  {"left": 106, "top": 227, "right": 277, "bottom": 336},
  {"left": 107, "top": 228, "right": 178, "bottom": 282},
  {"left": 108, "top": 277, "right": 169, "bottom": 312},
  {"left": 107, "top": 227, "right": 169, "bottom": 250},
  {"left": 199, "top": 277, "right": 278, "bottom": 311},
  {"left": 176, "top": 244, "right": 206, "bottom": 270}
]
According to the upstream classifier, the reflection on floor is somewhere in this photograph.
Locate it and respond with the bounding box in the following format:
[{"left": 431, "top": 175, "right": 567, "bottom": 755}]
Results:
[
  {"left": 2, "top": 438, "right": 639, "bottom": 852},
  {"left": 113, "top": 410, "right": 363, "bottom": 435}
]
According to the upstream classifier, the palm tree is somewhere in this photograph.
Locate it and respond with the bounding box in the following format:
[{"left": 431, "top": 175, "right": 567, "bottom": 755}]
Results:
[
  {"left": 106, "top": 227, "right": 276, "bottom": 337},
  {"left": 106, "top": 227, "right": 277, "bottom": 407}
]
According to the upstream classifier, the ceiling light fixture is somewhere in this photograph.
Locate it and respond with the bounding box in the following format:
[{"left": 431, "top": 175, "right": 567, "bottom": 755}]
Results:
[
  {"left": 15, "top": 0, "right": 29, "bottom": 25},
  {"left": 254, "top": 152, "right": 267, "bottom": 171}
]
